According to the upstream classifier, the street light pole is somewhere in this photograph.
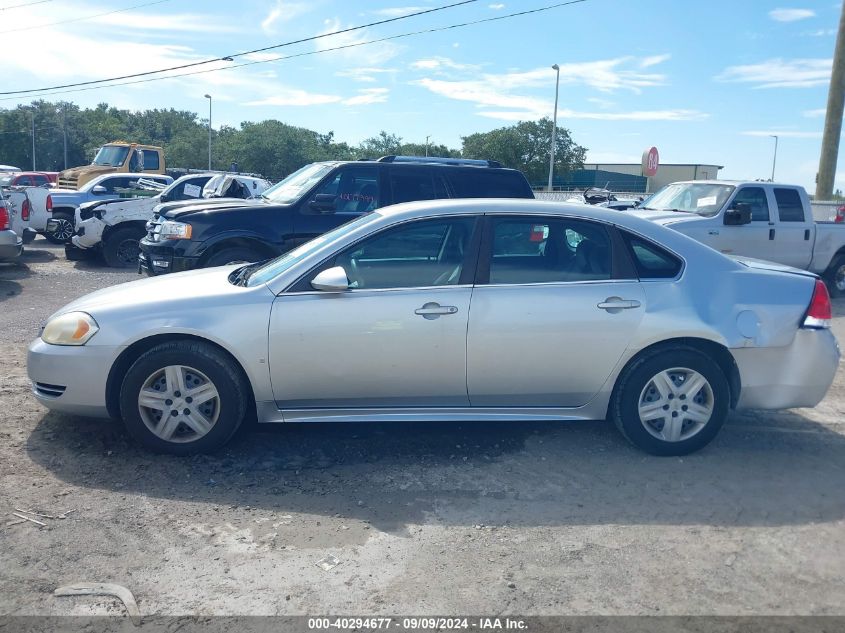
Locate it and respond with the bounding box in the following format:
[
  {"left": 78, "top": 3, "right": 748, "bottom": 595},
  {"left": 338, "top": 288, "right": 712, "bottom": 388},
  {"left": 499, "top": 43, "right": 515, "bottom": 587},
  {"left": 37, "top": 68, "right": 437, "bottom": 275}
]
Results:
[
  {"left": 770, "top": 134, "right": 778, "bottom": 181},
  {"left": 425, "top": 135, "right": 430, "bottom": 157},
  {"left": 61, "top": 105, "right": 68, "bottom": 170},
  {"left": 547, "top": 64, "right": 560, "bottom": 192},
  {"left": 204, "top": 94, "right": 212, "bottom": 170}
]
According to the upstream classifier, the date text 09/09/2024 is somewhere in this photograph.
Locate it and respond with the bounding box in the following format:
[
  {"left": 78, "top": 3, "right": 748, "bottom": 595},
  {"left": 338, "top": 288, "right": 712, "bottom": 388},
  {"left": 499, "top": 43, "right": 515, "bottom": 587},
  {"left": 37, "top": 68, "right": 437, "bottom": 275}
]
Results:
[{"left": 307, "top": 617, "right": 528, "bottom": 630}]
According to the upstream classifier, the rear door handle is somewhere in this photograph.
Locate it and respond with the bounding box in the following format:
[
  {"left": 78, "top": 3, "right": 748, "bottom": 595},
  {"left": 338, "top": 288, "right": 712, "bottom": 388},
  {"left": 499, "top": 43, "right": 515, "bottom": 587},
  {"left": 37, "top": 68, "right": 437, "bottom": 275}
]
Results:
[
  {"left": 597, "top": 298, "right": 641, "bottom": 311},
  {"left": 415, "top": 302, "right": 458, "bottom": 320}
]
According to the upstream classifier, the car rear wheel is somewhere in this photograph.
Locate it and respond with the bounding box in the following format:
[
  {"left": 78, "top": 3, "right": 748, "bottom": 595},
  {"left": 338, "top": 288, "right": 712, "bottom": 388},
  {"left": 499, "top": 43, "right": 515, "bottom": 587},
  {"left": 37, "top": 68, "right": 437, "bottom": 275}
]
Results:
[
  {"left": 45, "top": 213, "right": 74, "bottom": 244},
  {"left": 609, "top": 347, "right": 729, "bottom": 456},
  {"left": 825, "top": 255, "right": 845, "bottom": 298},
  {"left": 119, "top": 341, "right": 248, "bottom": 454},
  {"left": 204, "top": 247, "right": 261, "bottom": 268},
  {"left": 103, "top": 226, "right": 146, "bottom": 268}
]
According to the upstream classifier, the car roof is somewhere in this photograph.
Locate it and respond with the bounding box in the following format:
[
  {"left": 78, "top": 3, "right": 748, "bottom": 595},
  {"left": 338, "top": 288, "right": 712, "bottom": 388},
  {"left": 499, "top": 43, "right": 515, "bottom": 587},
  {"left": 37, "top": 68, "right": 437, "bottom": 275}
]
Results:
[{"left": 314, "top": 159, "right": 522, "bottom": 172}]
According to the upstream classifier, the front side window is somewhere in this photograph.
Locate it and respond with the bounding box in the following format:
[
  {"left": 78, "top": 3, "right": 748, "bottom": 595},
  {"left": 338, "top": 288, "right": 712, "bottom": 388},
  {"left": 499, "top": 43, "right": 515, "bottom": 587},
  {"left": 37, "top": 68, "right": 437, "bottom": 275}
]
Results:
[
  {"left": 314, "top": 167, "right": 380, "bottom": 213},
  {"left": 335, "top": 217, "right": 476, "bottom": 289},
  {"left": 732, "top": 187, "right": 769, "bottom": 222},
  {"left": 774, "top": 188, "right": 805, "bottom": 222},
  {"left": 488, "top": 217, "right": 612, "bottom": 284}
]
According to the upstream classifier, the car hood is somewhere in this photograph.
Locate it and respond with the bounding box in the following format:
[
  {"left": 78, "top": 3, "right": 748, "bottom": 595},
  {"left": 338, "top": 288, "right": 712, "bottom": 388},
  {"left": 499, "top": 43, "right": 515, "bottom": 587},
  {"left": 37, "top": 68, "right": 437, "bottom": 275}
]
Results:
[
  {"left": 627, "top": 209, "right": 706, "bottom": 225},
  {"left": 157, "top": 197, "right": 267, "bottom": 219},
  {"left": 58, "top": 165, "right": 114, "bottom": 180},
  {"left": 50, "top": 265, "right": 270, "bottom": 321}
]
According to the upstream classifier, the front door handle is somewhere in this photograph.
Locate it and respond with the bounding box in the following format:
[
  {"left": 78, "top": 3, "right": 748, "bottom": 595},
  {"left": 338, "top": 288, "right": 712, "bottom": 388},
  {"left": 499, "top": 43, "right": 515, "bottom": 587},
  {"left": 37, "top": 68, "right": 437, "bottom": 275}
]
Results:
[
  {"left": 415, "top": 302, "right": 458, "bottom": 320},
  {"left": 597, "top": 297, "right": 641, "bottom": 312}
]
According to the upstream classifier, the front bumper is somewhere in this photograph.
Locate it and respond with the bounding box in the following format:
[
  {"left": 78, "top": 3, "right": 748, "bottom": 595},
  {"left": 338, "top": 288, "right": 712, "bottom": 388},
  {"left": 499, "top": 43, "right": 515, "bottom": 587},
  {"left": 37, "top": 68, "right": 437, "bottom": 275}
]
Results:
[
  {"left": 0, "top": 230, "right": 23, "bottom": 261},
  {"left": 27, "top": 338, "right": 119, "bottom": 418},
  {"left": 733, "top": 328, "right": 841, "bottom": 410},
  {"left": 71, "top": 217, "right": 105, "bottom": 249},
  {"left": 138, "top": 239, "right": 199, "bottom": 276}
]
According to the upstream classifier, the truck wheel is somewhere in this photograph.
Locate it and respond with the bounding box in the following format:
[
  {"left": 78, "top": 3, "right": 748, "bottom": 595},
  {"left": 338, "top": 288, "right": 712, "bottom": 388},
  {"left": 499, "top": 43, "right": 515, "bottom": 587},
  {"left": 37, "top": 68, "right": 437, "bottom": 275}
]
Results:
[
  {"left": 825, "top": 255, "right": 845, "bottom": 298},
  {"left": 103, "top": 226, "right": 146, "bottom": 268},
  {"left": 45, "top": 213, "right": 74, "bottom": 244},
  {"left": 204, "top": 247, "right": 261, "bottom": 268}
]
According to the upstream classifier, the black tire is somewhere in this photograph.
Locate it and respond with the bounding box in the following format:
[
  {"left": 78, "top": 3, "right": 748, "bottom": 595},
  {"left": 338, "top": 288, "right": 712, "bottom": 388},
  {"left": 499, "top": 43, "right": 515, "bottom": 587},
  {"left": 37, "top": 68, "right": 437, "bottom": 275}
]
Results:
[
  {"left": 609, "top": 346, "right": 730, "bottom": 456},
  {"left": 825, "top": 254, "right": 845, "bottom": 298},
  {"left": 119, "top": 340, "right": 249, "bottom": 455},
  {"left": 102, "top": 225, "right": 146, "bottom": 268},
  {"left": 203, "top": 247, "right": 261, "bottom": 268},
  {"left": 45, "top": 212, "right": 74, "bottom": 244}
]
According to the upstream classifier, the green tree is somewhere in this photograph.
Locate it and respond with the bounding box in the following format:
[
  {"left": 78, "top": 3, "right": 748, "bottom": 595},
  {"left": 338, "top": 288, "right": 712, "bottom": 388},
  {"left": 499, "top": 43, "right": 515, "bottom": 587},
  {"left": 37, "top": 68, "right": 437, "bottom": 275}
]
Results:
[{"left": 461, "top": 118, "right": 586, "bottom": 186}]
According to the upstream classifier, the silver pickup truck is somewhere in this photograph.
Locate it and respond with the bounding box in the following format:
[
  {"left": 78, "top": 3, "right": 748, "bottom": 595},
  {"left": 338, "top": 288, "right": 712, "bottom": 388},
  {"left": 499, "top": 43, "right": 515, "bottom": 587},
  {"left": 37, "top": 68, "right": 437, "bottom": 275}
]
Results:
[{"left": 630, "top": 180, "right": 845, "bottom": 295}]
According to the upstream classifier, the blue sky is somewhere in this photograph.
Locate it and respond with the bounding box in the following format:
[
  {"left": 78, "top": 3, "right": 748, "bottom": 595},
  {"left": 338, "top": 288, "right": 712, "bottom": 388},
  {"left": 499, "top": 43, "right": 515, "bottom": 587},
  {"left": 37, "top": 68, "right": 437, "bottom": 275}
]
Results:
[{"left": 2, "top": 0, "right": 842, "bottom": 191}]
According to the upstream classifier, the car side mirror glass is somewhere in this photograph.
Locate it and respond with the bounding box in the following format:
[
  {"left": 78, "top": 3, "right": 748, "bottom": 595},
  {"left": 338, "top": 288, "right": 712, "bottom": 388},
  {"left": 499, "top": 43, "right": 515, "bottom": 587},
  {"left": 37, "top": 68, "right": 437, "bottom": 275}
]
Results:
[
  {"left": 309, "top": 194, "right": 337, "bottom": 213},
  {"left": 92, "top": 185, "right": 107, "bottom": 194},
  {"left": 311, "top": 266, "right": 349, "bottom": 292},
  {"left": 724, "top": 202, "right": 751, "bottom": 226}
]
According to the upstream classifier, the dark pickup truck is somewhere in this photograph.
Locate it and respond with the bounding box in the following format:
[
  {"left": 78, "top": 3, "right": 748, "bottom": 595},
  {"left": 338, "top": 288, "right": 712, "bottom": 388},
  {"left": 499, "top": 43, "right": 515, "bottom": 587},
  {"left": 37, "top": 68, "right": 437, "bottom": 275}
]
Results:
[{"left": 138, "top": 156, "right": 534, "bottom": 275}]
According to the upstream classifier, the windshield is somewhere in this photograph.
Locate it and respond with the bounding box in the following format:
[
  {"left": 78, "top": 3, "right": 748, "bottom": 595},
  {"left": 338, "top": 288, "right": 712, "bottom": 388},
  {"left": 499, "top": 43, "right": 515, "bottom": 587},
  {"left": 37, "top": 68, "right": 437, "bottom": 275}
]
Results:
[
  {"left": 0, "top": 174, "right": 13, "bottom": 187},
  {"left": 92, "top": 145, "right": 130, "bottom": 167},
  {"left": 261, "top": 163, "right": 334, "bottom": 205},
  {"left": 246, "top": 212, "right": 378, "bottom": 287},
  {"left": 642, "top": 183, "right": 735, "bottom": 217}
]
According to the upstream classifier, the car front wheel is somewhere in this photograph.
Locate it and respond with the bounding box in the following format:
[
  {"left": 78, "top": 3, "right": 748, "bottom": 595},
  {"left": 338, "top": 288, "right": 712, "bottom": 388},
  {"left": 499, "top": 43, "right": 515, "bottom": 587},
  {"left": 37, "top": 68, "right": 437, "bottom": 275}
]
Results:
[
  {"left": 119, "top": 341, "right": 248, "bottom": 454},
  {"left": 609, "top": 347, "right": 729, "bottom": 456}
]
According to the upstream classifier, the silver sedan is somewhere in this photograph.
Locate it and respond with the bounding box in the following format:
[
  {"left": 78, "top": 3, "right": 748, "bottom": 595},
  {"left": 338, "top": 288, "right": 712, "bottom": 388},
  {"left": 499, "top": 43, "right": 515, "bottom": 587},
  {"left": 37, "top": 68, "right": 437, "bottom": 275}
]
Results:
[{"left": 28, "top": 199, "right": 840, "bottom": 456}]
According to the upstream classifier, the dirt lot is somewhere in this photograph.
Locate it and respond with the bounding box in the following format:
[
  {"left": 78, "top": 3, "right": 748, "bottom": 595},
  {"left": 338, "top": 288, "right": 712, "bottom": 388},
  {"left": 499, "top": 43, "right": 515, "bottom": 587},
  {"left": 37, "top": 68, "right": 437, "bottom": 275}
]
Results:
[{"left": 1, "top": 239, "right": 844, "bottom": 618}]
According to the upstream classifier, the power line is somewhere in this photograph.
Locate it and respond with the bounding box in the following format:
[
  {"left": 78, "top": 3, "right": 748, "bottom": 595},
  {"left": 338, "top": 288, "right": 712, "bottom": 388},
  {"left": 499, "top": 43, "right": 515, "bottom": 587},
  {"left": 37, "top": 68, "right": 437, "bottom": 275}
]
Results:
[
  {"left": 0, "top": 0, "right": 588, "bottom": 101},
  {"left": 0, "top": 0, "right": 478, "bottom": 95},
  {"left": 0, "top": 0, "right": 57, "bottom": 10},
  {"left": 0, "top": 0, "right": 171, "bottom": 35}
]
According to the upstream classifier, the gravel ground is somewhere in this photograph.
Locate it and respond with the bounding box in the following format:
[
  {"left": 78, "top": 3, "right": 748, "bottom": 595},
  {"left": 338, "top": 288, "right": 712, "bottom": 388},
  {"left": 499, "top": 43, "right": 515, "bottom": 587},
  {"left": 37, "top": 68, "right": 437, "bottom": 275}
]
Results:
[{"left": 1, "top": 238, "right": 844, "bottom": 619}]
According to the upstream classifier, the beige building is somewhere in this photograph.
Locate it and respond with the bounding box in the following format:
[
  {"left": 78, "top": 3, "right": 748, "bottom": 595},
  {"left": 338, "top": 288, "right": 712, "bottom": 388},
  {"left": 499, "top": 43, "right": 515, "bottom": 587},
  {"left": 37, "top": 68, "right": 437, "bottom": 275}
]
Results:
[{"left": 582, "top": 163, "right": 724, "bottom": 192}]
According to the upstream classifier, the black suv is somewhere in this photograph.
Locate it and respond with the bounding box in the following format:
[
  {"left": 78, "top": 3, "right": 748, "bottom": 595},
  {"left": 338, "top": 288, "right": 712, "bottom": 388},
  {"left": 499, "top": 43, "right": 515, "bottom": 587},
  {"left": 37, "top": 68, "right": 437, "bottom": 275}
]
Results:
[{"left": 138, "top": 156, "right": 533, "bottom": 275}]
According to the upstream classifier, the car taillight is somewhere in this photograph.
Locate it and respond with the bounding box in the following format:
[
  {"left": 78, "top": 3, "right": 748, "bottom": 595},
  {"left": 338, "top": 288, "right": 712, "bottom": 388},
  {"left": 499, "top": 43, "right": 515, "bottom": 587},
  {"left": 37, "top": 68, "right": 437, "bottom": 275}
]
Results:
[
  {"left": 835, "top": 206, "right": 845, "bottom": 223},
  {"left": 22, "top": 198, "right": 30, "bottom": 221},
  {"left": 0, "top": 205, "right": 9, "bottom": 231},
  {"left": 46, "top": 194, "right": 53, "bottom": 212},
  {"left": 803, "top": 279, "right": 832, "bottom": 329}
]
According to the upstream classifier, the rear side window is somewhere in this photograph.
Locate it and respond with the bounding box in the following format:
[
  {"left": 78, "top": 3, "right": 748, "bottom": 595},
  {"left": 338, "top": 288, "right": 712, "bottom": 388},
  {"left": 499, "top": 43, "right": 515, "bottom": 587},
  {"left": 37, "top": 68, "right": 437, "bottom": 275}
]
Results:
[
  {"left": 143, "top": 151, "right": 161, "bottom": 171},
  {"left": 447, "top": 170, "right": 532, "bottom": 198},
  {"left": 389, "top": 169, "right": 448, "bottom": 204},
  {"left": 624, "top": 233, "right": 682, "bottom": 279},
  {"left": 774, "top": 188, "right": 805, "bottom": 222}
]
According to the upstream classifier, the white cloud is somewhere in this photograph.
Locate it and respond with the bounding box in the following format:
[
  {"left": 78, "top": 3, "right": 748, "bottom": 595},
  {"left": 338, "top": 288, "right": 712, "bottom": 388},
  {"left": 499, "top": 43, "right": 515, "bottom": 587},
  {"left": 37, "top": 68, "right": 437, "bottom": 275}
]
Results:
[
  {"left": 261, "top": 1, "right": 312, "bottom": 35},
  {"left": 587, "top": 97, "right": 617, "bottom": 110},
  {"left": 489, "top": 3, "right": 505, "bottom": 8},
  {"left": 769, "top": 8, "right": 816, "bottom": 22},
  {"left": 344, "top": 88, "right": 390, "bottom": 105},
  {"left": 803, "top": 108, "right": 827, "bottom": 117},
  {"left": 315, "top": 18, "right": 400, "bottom": 65},
  {"left": 91, "top": 12, "right": 241, "bottom": 33},
  {"left": 478, "top": 109, "right": 708, "bottom": 122},
  {"left": 372, "top": 6, "right": 425, "bottom": 17},
  {"left": 640, "top": 54, "right": 671, "bottom": 68},
  {"left": 336, "top": 67, "right": 397, "bottom": 82},
  {"left": 742, "top": 130, "right": 822, "bottom": 138},
  {"left": 716, "top": 58, "right": 831, "bottom": 88},
  {"left": 803, "top": 28, "right": 836, "bottom": 36},
  {"left": 244, "top": 89, "right": 342, "bottom": 107},
  {"left": 410, "top": 56, "right": 482, "bottom": 72}
]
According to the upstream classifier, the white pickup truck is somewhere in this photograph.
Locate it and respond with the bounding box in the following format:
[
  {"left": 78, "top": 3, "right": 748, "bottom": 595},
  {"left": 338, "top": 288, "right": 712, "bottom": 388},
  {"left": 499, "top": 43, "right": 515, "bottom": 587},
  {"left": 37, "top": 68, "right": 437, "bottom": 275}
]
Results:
[
  {"left": 630, "top": 180, "right": 845, "bottom": 295},
  {"left": 69, "top": 173, "right": 271, "bottom": 267}
]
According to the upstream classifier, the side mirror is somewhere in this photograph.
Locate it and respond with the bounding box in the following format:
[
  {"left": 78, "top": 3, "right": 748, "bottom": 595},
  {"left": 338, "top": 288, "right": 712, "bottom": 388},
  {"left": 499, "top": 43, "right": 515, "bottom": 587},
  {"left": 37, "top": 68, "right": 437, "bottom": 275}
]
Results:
[
  {"left": 310, "top": 266, "right": 349, "bottom": 292},
  {"left": 309, "top": 194, "right": 337, "bottom": 213},
  {"left": 91, "top": 185, "right": 107, "bottom": 194},
  {"left": 724, "top": 201, "right": 752, "bottom": 226}
]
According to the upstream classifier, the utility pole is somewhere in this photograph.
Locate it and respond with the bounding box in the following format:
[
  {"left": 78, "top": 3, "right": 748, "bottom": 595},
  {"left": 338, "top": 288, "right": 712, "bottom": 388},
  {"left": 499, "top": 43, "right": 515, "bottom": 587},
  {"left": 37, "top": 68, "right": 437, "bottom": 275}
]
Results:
[
  {"left": 816, "top": 0, "right": 845, "bottom": 199},
  {"left": 425, "top": 135, "right": 430, "bottom": 157},
  {"left": 770, "top": 135, "right": 778, "bottom": 181},
  {"left": 547, "top": 64, "right": 560, "bottom": 192},
  {"left": 62, "top": 105, "right": 68, "bottom": 170},
  {"left": 204, "top": 94, "right": 212, "bottom": 170},
  {"left": 30, "top": 109, "right": 36, "bottom": 171}
]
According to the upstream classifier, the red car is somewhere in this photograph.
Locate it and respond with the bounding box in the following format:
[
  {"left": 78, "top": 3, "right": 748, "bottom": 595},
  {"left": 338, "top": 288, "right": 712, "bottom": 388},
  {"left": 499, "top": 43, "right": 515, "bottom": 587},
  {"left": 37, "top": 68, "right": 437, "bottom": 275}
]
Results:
[{"left": 0, "top": 171, "right": 56, "bottom": 187}]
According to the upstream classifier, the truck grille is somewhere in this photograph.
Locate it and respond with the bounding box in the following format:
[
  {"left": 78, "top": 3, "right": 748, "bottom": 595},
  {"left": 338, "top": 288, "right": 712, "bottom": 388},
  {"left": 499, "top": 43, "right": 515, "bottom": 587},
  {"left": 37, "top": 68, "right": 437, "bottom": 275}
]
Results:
[
  {"left": 58, "top": 176, "right": 78, "bottom": 189},
  {"left": 146, "top": 217, "right": 162, "bottom": 242}
]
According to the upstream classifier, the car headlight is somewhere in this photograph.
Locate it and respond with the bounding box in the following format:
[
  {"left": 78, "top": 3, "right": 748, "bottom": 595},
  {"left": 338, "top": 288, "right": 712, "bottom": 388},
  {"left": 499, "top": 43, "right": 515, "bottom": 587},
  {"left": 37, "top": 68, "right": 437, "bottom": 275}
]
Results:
[
  {"left": 159, "top": 221, "right": 192, "bottom": 240},
  {"left": 41, "top": 312, "right": 99, "bottom": 346}
]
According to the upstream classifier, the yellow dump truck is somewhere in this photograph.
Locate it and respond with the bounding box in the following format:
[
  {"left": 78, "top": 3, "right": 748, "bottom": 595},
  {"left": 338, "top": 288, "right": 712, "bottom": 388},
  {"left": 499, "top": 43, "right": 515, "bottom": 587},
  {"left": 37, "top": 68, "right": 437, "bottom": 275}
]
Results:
[{"left": 57, "top": 142, "right": 166, "bottom": 189}]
